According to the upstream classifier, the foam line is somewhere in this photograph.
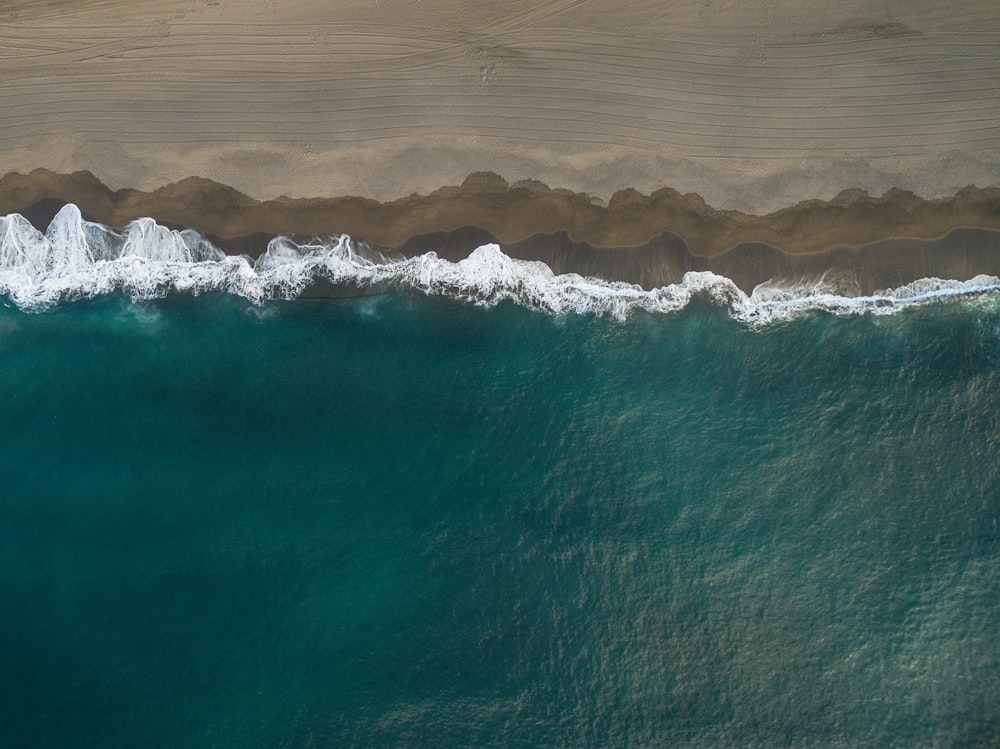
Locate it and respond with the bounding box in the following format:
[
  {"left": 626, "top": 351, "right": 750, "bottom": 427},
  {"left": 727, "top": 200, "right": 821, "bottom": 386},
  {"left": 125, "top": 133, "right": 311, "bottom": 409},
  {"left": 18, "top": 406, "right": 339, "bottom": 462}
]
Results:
[{"left": 1, "top": 205, "right": 998, "bottom": 323}]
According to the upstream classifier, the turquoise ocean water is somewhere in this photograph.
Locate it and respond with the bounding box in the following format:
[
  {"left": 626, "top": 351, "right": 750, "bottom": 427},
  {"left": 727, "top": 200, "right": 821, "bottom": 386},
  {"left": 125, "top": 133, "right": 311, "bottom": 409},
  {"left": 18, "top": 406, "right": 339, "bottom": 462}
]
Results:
[{"left": 0, "top": 209, "right": 999, "bottom": 747}]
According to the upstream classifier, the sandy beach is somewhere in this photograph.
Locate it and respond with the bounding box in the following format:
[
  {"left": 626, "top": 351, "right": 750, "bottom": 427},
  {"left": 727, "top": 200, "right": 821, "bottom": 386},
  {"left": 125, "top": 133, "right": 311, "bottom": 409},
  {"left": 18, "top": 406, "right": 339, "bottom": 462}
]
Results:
[
  {"left": 2, "top": 0, "right": 999, "bottom": 212},
  {"left": 1, "top": 0, "right": 999, "bottom": 290}
]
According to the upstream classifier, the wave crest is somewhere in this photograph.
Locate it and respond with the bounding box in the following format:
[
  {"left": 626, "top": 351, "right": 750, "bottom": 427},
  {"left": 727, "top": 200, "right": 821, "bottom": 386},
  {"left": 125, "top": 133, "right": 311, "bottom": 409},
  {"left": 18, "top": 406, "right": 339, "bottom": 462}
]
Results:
[{"left": 1, "top": 204, "right": 998, "bottom": 323}]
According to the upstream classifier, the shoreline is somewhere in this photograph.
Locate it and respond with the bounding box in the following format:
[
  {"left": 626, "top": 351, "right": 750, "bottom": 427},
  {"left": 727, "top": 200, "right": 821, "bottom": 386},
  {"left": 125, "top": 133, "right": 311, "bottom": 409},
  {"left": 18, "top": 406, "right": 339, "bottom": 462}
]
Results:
[{"left": 3, "top": 169, "right": 1000, "bottom": 294}]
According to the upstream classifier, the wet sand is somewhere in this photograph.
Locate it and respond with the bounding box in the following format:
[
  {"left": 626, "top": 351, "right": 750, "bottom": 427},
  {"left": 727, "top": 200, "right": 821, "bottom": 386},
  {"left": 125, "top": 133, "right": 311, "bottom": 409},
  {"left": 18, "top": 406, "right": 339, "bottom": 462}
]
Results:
[
  {"left": 4, "top": 169, "right": 999, "bottom": 294},
  {"left": 5, "top": 168, "right": 1000, "bottom": 252}
]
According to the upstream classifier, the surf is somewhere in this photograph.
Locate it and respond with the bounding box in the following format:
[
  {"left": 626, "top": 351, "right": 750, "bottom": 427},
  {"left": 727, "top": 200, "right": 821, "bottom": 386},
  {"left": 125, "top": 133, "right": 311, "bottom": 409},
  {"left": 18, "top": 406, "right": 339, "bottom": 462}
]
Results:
[{"left": 2, "top": 204, "right": 998, "bottom": 323}]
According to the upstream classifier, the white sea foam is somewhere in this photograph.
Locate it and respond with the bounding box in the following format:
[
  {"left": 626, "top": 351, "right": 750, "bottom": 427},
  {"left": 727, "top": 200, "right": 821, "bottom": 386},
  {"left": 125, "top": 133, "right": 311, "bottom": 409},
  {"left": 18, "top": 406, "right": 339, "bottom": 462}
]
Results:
[{"left": 1, "top": 204, "right": 998, "bottom": 323}]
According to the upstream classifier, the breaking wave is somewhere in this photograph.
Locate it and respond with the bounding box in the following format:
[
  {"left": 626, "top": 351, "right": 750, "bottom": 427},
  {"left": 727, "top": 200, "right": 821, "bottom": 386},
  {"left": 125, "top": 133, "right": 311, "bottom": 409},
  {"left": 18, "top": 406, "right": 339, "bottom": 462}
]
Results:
[{"left": 2, "top": 204, "right": 998, "bottom": 324}]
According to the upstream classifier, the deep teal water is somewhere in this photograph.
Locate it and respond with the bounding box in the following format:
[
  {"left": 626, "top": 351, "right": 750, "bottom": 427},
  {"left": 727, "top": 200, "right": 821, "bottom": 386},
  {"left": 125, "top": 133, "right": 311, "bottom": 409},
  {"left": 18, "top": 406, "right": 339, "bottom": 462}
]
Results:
[{"left": 0, "top": 293, "right": 998, "bottom": 747}]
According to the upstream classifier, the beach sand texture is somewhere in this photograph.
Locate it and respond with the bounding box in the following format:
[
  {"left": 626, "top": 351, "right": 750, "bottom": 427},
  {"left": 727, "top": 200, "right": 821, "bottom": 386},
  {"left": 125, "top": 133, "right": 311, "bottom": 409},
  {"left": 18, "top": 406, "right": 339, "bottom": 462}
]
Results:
[{"left": 3, "top": 0, "right": 999, "bottom": 213}]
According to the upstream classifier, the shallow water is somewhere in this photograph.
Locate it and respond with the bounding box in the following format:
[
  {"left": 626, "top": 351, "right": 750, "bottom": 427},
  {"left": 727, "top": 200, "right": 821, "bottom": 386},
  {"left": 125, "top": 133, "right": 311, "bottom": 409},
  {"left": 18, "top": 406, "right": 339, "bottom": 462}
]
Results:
[{"left": 0, "top": 291, "right": 997, "bottom": 747}]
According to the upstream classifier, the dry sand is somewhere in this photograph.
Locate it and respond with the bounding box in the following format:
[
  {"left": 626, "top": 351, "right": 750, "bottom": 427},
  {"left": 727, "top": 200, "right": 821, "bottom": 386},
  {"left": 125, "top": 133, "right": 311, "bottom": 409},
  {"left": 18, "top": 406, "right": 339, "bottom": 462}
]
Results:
[{"left": 2, "top": 0, "right": 999, "bottom": 213}]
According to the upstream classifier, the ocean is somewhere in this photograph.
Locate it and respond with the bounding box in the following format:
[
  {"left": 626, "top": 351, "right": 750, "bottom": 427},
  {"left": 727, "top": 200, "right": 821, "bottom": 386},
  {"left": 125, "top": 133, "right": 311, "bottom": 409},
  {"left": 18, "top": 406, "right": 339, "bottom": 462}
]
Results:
[{"left": 0, "top": 207, "right": 998, "bottom": 747}]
